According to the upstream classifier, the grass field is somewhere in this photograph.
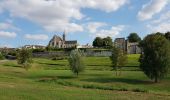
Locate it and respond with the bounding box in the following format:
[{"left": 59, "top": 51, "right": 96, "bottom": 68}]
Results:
[{"left": 0, "top": 54, "right": 170, "bottom": 100}]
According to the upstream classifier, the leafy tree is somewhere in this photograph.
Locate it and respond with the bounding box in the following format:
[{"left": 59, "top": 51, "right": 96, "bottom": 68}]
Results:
[
  {"left": 165, "top": 32, "right": 170, "bottom": 41},
  {"left": 127, "top": 33, "right": 141, "bottom": 42},
  {"left": 93, "top": 37, "right": 103, "bottom": 47},
  {"left": 17, "top": 48, "right": 33, "bottom": 70},
  {"left": 110, "top": 46, "right": 127, "bottom": 76},
  {"left": 103, "top": 36, "right": 113, "bottom": 48},
  {"left": 0, "top": 52, "right": 4, "bottom": 60},
  {"left": 139, "top": 33, "right": 170, "bottom": 83},
  {"left": 68, "top": 49, "right": 85, "bottom": 76}
]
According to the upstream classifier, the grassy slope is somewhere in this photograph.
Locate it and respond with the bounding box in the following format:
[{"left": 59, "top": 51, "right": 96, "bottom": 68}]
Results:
[{"left": 0, "top": 54, "right": 170, "bottom": 100}]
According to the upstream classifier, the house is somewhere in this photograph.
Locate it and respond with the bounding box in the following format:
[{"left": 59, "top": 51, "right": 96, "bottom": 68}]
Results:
[
  {"left": 24, "top": 45, "right": 46, "bottom": 49},
  {"left": 48, "top": 32, "right": 77, "bottom": 48}
]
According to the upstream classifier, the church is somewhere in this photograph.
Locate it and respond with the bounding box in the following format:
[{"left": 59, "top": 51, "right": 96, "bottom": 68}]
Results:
[{"left": 48, "top": 32, "right": 77, "bottom": 48}]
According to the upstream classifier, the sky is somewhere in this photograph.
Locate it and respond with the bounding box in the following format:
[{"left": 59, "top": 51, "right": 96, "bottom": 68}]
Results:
[{"left": 0, "top": 0, "right": 170, "bottom": 48}]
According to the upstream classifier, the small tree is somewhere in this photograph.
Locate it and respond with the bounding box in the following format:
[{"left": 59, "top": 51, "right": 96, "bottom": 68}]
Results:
[
  {"left": 68, "top": 49, "right": 85, "bottom": 76},
  {"left": 0, "top": 52, "right": 4, "bottom": 60},
  {"left": 127, "top": 33, "right": 141, "bottom": 42},
  {"left": 139, "top": 33, "right": 170, "bottom": 83},
  {"left": 110, "top": 46, "right": 127, "bottom": 76},
  {"left": 17, "top": 48, "right": 33, "bottom": 70}
]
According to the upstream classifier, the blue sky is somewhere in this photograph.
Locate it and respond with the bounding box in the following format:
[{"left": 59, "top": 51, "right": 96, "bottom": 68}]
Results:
[{"left": 0, "top": 0, "right": 170, "bottom": 48}]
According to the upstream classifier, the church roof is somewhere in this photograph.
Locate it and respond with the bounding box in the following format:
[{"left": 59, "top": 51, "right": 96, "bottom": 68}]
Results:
[{"left": 65, "top": 40, "right": 77, "bottom": 44}]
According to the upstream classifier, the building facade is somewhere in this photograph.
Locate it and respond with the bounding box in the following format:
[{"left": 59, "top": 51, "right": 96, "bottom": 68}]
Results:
[
  {"left": 114, "top": 38, "right": 141, "bottom": 54},
  {"left": 49, "top": 32, "right": 77, "bottom": 48}
]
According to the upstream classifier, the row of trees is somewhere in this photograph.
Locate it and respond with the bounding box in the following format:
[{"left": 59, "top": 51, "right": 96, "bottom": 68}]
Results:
[
  {"left": 93, "top": 37, "right": 113, "bottom": 48},
  {"left": 92, "top": 33, "right": 142, "bottom": 48}
]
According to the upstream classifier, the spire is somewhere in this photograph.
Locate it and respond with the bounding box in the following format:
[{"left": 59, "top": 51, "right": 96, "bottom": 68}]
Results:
[{"left": 63, "top": 30, "right": 66, "bottom": 41}]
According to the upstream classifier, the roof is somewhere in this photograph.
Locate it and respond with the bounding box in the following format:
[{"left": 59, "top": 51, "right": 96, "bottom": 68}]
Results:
[{"left": 65, "top": 40, "right": 77, "bottom": 44}]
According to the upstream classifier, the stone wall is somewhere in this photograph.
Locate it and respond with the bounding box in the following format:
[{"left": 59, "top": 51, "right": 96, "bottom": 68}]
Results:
[{"left": 32, "top": 50, "right": 112, "bottom": 58}]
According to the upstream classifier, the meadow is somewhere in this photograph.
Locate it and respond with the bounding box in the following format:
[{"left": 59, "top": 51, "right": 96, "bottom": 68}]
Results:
[{"left": 0, "top": 54, "right": 170, "bottom": 100}]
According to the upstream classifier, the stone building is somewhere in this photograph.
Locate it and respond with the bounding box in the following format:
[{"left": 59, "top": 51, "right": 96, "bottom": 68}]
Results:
[
  {"left": 48, "top": 32, "right": 77, "bottom": 48},
  {"left": 114, "top": 38, "right": 141, "bottom": 54}
]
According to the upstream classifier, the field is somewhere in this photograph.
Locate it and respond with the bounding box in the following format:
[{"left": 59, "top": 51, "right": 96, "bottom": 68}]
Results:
[{"left": 0, "top": 54, "right": 170, "bottom": 100}]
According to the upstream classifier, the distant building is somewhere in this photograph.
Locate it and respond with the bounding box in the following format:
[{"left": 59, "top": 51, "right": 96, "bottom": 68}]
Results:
[
  {"left": 24, "top": 45, "right": 46, "bottom": 49},
  {"left": 48, "top": 31, "right": 77, "bottom": 48},
  {"left": 126, "top": 41, "right": 141, "bottom": 54},
  {"left": 77, "top": 43, "right": 93, "bottom": 49},
  {"left": 114, "top": 38, "right": 126, "bottom": 52},
  {"left": 114, "top": 38, "right": 141, "bottom": 54}
]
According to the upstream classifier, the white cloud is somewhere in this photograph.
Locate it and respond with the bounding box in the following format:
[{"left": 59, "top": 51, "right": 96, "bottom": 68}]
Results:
[
  {"left": 147, "top": 11, "right": 170, "bottom": 33},
  {"left": 88, "top": 24, "right": 125, "bottom": 38},
  {"left": 0, "top": 31, "right": 16, "bottom": 38},
  {"left": 25, "top": 34, "right": 49, "bottom": 41},
  {"left": 0, "top": 0, "right": 128, "bottom": 33},
  {"left": 138, "top": 0, "right": 168, "bottom": 21},
  {"left": 0, "top": 22, "right": 20, "bottom": 31},
  {"left": 87, "top": 22, "right": 107, "bottom": 33}
]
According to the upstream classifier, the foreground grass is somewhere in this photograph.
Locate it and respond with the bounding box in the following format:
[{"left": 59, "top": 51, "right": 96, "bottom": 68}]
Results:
[{"left": 0, "top": 55, "right": 170, "bottom": 100}]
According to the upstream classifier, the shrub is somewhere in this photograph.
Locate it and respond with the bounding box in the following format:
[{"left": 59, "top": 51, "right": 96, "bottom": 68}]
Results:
[{"left": 17, "top": 48, "right": 33, "bottom": 70}]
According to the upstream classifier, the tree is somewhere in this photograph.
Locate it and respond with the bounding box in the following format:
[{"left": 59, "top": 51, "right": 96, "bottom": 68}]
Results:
[
  {"left": 92, "top": 37, "right": 103, "bottom": 47},
  {"left": 110, "top": 46, "right": 127, "bottom": 76},
  {"left": 103, "top": 36, "right": 113, "bottom": 48},
  {"left": 0, "top": 52, "right": 4, "bottom": 60},
  {"left": 17, "top": 48, "right": 33, "bottom": 70},
  {"left": 165, "top": 32, "right": 170, "bottom": 41},
  {"left": 68, "top": 49, "right": 85, "bottom": 76},
  {"left": 127, "top": 33, "right": 141, "bottom": 42},
  {"left": 139, "top": 33, "right": 170, "bottom": 83}
]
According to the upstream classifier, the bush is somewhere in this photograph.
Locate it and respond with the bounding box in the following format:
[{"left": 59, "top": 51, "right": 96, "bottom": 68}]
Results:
[{"left": 17, "top": 48, "right": 33, "bottom": 70}]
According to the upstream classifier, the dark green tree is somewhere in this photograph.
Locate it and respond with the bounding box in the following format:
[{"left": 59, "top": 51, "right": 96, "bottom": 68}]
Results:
[
  {"left": 17, "top": 48, "right": 33, "bottom": 70},
  {"left": 110, "top": 46, "right": 127, "bottom": 76},
  {"left": 92, "top": 37, "right": 103, "bottom": 47},
  {"left": 103, "top": 36, "right": 113, "bottom": 48},
  {"left": 139, "top": 33, "right": 170, "bottom": 83},
  {"left": 127, "top": 33, "right": 141, "bottom": 42},
  {"left": 68, "top": 49, "right": 85, "bottom": 76},
  {"left": 165, "top": 32, "right": 170, "bottom": 41}
]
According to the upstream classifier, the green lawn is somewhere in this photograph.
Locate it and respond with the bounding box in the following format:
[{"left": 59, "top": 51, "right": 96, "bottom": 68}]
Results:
[{"left": 0, "top": 55, "right": 170, "bottom": 100}]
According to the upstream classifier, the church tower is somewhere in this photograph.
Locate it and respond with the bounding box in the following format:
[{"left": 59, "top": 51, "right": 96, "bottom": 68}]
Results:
[{"left": 63, "top": 30, "right": 66, "bottom": 41}]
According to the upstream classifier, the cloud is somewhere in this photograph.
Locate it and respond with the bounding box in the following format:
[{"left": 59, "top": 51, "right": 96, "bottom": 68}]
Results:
[
  {"left": 147, "top": 11, "right": 170, "bottom": 33},
  {"left": 0, "top": 22, "right": 20, "bottom": 31},
  {"left": 87, "top": 22, "right": 125, "bottom": 38},
  {"left": 138, "top": 0, "right": 168, "bottom": 21},
  {"left": 94, "top": 25, "right": 125, "bottom": 38},
  {"left": 87, "top": 22, "right": 107, "bottom": 33},
  {"left": 25, "top": 34, "right": 49, "bottom": 40},
  {"left": 0, "top": 0, "right": 128, "bottom": 33},
  {"left": 0, "top": 31, "right": 17, "bottom": 38}
]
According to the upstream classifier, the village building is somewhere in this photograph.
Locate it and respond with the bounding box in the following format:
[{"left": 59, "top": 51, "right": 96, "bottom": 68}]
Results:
[
  {"left": 114, "top": 38, "right": 141, "bottom": 54},
  {"left": 48, "top": 32, "right": 77, "bottom": 48},
  {"left": 23, "top": 45, "right": 46, "bottom": 49}
]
